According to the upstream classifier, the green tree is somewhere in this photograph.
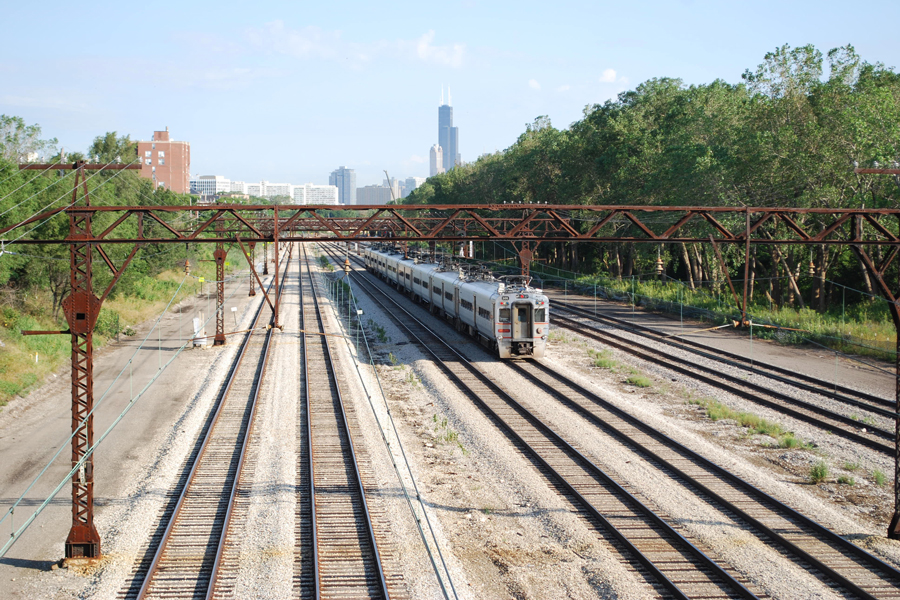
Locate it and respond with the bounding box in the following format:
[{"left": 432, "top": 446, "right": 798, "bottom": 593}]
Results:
[{"left": 0, "top": 115, "right": 57, "bottom": 163}]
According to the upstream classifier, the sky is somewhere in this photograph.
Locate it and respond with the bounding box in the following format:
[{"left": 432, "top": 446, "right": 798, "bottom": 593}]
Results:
[{"left": 2, "top": 0, "right": 899, "bottom": 188}]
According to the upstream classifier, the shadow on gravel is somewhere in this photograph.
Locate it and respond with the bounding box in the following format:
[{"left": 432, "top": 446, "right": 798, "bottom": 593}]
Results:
[{"left": 0, "top": 556, "right": 57, "bottom": 571}]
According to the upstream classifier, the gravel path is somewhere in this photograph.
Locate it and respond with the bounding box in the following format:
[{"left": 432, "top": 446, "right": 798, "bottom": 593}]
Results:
[{"left": 5, "top": 245, "right": 900, "bottom": 599}]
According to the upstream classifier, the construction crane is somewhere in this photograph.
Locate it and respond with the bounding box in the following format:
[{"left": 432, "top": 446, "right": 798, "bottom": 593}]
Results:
[{"left": 383, "top": 170, "right": 397, "bottom": 203}]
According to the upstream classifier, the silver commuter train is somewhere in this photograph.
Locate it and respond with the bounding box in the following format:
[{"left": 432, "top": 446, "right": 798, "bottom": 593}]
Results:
[{"left": 362, "top": 244, "right": 549, "bottom": 358}]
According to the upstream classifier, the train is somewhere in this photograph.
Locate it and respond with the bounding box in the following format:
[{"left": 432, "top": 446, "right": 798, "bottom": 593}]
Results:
[{"left": 361, "top": 244, "right": 549, "bottom": 358}]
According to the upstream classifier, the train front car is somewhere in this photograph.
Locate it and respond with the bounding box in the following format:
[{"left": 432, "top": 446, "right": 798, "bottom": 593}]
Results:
[{"left": 494, "top": 276, "right": 548, "bottom": 358}]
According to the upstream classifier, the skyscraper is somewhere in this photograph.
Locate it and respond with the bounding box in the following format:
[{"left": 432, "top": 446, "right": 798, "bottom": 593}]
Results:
[
  {"left": 329, "top": 166, "right": 356, "bottom": 205},
  {"left": 430, "top": 144, "right": 444, "bottom": 177},
  {"left": 438, "top": 88, "right": 459, "bottom": 172}
]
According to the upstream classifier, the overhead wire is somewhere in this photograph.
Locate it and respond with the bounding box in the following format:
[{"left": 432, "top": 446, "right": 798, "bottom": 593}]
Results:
[
  {"left": 0, "top": 162, "right": 64, "bottom": 207},
  {"left": 0, "top": 262, "right": 263, "bottom": 557},
  {"left": 0, "top": 161, "right": 139, "bottom": 248}
]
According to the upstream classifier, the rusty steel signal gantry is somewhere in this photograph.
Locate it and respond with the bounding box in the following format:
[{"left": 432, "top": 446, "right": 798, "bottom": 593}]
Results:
[{"left": 5, "top": 161, "right": 900, "bottom": 560}]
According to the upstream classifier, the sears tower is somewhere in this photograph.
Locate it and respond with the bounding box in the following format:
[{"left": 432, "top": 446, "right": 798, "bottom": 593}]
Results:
[{"left": 438, "top": 88, "right": 459, "bottom": 172}]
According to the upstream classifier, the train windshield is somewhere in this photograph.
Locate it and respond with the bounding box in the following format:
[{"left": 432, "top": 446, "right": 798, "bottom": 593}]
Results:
[{"left": 499, "top": 308, "right": 511, "bottom": 322}]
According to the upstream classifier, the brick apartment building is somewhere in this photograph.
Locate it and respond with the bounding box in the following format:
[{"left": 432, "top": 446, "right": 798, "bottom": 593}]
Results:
[{"left": 137, "top": 128, "right": 190, "bottom": 194}]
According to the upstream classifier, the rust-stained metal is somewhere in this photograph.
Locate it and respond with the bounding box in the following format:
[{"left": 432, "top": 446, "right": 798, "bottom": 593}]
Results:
[
  {"left": 273, "top": 207, "right": 280, "bottom": 328},
  {"left": 8, "top": 204, "right": 900, "bottom": 246},
  {"left": 248, "top": 242, "right": 256, "bottom": 297},
  {"left": 63, "top": 169, "right": 101, "bottom": 561},
  {"left": 708, "top": 235, "right": 743, "bottom": 319},
  {"left": 852, "top": 239, "right": 900, "bottom": 539},
  {"left": 235, "top": 237, "right": 275, "bottom": 313},
  {"left": 19, "top": 162, "right": 141, "bottom": 171},
  {"left": 214, "top": 216, "right": 226, "bottom": 346},
  {"left": 8, "top": 183, "right": 900, "bottom": 550}
]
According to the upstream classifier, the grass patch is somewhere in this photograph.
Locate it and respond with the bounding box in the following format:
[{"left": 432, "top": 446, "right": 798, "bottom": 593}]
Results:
[
  {"left": 548, "top": 330, "right": 572, "bottom": 344},
  {"left": 317, "top": 255, "right": 334, "bottom": 271},
  {"left": 837, "top": 475, "right": 855, "bottom": 486},
  {"left": 687, "top": 396, "right": 811, "bottom": 447},
  {"left": 843, "top": 462, "right": 860, "bottom": 471},
  {"left": 809, "top": 461, "right": 829, "bottom": 484},
  {"left": 779, "top": 434, "right": 803, "bottom": 449},
  {"left": 0, "top": 257, "right": 231, "bottom": 407},
  {"left": 367, "top": 319, "right": 390, "bottom": 343},
  {"left": 588, "top": 348, "right": 617, "bottom": 369},
  {"left": 874, "top": 470, "right": 887, "bottom": 486},
  {"left": 432, "top": 414, "right": 468, "bottom": 454},
  {"left": 626, "top": 375, "right": 652, "bottom": 388}
]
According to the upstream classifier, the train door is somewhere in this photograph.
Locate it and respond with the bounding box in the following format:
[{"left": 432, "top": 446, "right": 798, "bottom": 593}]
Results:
[{"left": 514, "top": 304, "right": 532, "bottom": 339}]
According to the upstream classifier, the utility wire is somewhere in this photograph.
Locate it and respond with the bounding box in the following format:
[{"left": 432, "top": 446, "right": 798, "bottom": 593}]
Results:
[
  {"left": 0, "top": 265, "right": 263, "bottom": 557},
  {"left": 0, "top": 162, "right": 138, "bottom": 247},
  {"left": 0, "top": 162, "right": 60, "bottom": 205}
]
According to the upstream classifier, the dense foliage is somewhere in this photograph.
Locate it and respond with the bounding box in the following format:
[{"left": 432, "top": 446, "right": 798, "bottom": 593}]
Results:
[
  {"left": 405, "top": 45, "right": 900, "bottom": 313},
  {"left": 0, "top": 125, "right": 241, "bottom": 331}
]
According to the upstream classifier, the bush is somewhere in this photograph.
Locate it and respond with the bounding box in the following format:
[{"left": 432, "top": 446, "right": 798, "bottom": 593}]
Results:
[
  {"left": 809, "top": 461, "right": 829, "bottom": 484},
  {"left": 626, "top": 375, "right": 652, "bottom": 388},
  {"left": 94, "top": 308, "right": 120, "bottom": 337},
  {"left": 874, "top": 470, "right": 887, "bottom": 486}
]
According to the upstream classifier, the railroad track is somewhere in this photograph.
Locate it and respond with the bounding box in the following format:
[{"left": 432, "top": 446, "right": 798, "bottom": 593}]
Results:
[
  {"left": 506, "top": 358, "right": 900, "bottom": 599},
  {"left": 551, "top": 296, "right": 892, "bottom": 414},
  {"left": 132, "top": 249, "right": 290, "bottom": 600},
  {"left": 550, "top": 309, "right": 893, "bottom": 454},
  {"left": 297, "top": 246, "right": 397, "bottom": 599},
  {"left": 323, "top": 245, "right": 760, "bottom": 599}
]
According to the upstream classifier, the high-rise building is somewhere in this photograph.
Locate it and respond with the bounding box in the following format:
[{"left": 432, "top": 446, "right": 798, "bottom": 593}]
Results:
[
  {"left": 437, "top": 89, "right": 460, "bottom": 172},
  {"left": 430, "top": 144, "right": 444, "bottom": 177},
  {"left": 293, "top": 183, "right": 339, "bottom": 205},
  {"left": 356, "top": 185, "right": 394, "bottom": 205},
  {"left": 329, "top": 166, "right": 356, "bottom": 205},
  {"left": 190, "top": 175, "right": 231, "bottom": 196},
  {"left": 137, "top": 128, "right": 190, "bottom": 193},
  {"left": 401, "top": 176, "right": 427, "bottom": 198}
]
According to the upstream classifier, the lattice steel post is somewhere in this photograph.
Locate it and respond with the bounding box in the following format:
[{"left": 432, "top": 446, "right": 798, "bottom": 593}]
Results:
[
  {"left": 63, "top": 207, "right": 102, "bottom": 560},
  {"left": 248, "top": 242, "right": 256, "bottom": 297},
  {"left": 273, "top": 206, "right": 280, "bottom": 327},
  {"left": 263, "top": 241, "right": 269, "bottom": 275},
  {"left": 214, "top": 217, "right": 226, "bottom": 345}
]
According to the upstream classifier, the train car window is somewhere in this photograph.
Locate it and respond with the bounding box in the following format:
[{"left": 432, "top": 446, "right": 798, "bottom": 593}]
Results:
[
  {"left": 433, "top": 286, "right": 440, "bottom": 294},
  {"left": 499, "top": 309, "right": 511, "bottom": 322},
  {"left": 517, "top": 308, "right": 527, "bottom": 322},
  {"left": 535, "top": 308, "right": 546, "bottom": 322},
  {"left": 414, "top": 277, "right": 420, "bottom": 285},
  {"left": 445, "top": 292, "right": 453, "bottom": 301}
]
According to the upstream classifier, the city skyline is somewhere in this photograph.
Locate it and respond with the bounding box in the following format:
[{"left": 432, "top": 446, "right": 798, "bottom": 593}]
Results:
[{"left": 3, "top": 1, "right": 899, "bottom": 187}]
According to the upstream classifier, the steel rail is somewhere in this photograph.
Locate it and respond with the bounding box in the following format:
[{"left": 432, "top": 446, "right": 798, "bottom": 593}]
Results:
[
  {"left": 550, "top": 312, "right": 893, "bottom": 454},
  {"left": 554, "top": 297, "right": 893, "bottom": 413},
  {"left": 135, "top": 249, "right": 288, "bottom": 600},
  {"left": 327, "top": 247, "right": 758, "bottom": 600},
  {"left": 508, "top": 359, "right": 900, "bottom": 600},
  {"left": 301, "top": 246, "right": 390, "bottom": 599},
  {"left": 205, "top": 245, "right": 292, "bottom": 598}
]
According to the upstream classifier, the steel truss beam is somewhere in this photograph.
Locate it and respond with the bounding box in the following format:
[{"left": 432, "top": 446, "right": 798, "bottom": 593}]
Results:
[{"left": 7, "top": 196, "right": 900, "bottom": 550}]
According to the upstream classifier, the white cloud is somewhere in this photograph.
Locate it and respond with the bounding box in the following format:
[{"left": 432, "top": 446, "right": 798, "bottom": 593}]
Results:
[
  {"left": 246, "top": 22, "right": 464, "bottom": 68},
  {"left": 528, "top": 79, "right": 541, "bottom": 90},
  {"left": 599, "top": 68, "right": 617, "bottom": 83},
  {"left": 413, "top": 30, "right": 465, "bottom": 68},
  {"left": 556, "top": 84, "right": 571, "bottom": 92}
]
